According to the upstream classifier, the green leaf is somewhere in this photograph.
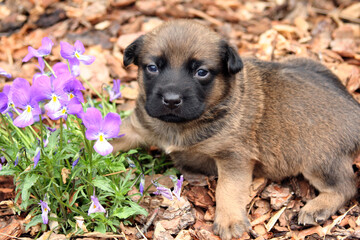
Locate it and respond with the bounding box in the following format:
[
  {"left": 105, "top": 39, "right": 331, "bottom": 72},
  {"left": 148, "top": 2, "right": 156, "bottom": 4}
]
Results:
[
  {"left": 93, "top": 176, "right": 115, "bottom": 193},
  {"left": 25, "top": 214, "right": 43, "bottom": 231},
  {"left": 0, "top": 168, "right": 17, "bottom": 176},
  {"left": 94, "top": 222, "right": 106, "bottom": 233},
  {"left": 112, "top": 202, "right": 148, "bottom": 219},
  {"left": 127, "top": 149, "right": 138, "bottom": 155},
  {"left": 22, "top": 174, "right": 39, "bottom": 202}
]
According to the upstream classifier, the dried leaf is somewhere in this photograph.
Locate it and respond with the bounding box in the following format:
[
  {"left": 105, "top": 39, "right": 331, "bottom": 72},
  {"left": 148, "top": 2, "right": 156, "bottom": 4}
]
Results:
[
  {"left": 265, "top": 206, "right": 286, "bottom": 232},
  {"left": 61, "top": 168, "right": 70, "bottom": 184}
]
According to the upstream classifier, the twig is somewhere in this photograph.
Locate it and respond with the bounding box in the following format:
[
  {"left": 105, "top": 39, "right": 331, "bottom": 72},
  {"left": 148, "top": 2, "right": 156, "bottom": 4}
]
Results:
[
  {"left": 135, "top": 224, "right": 148, "bottom": 240},
  {"left": 136, "top": 207, "right": 160, "bottom": 239},
  {"left": 187, "top": 8, "right": 223, "bottom": 26},
  {"left": 312, "top": 7, "right": 360, "bottom": 24}
]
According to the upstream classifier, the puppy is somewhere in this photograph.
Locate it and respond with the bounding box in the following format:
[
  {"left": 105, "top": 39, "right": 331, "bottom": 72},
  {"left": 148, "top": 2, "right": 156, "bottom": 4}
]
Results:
[{"left": 113, "top": 20, "right": 360, "bottom": 239}]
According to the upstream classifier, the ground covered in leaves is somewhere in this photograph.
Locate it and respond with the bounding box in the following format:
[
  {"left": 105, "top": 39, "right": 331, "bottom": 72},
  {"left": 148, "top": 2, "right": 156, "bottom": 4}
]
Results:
[{"left": 1, "top": 0, "right": 360, "bottom": 239}]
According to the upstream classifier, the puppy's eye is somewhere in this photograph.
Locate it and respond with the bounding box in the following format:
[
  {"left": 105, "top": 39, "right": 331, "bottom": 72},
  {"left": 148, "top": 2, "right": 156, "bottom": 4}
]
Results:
[
  {"left": 147, "top": 64, "right": 158, "bottom": 73},
  {"left": 196, "top": 69, "right": 209, "bottom": 78}
]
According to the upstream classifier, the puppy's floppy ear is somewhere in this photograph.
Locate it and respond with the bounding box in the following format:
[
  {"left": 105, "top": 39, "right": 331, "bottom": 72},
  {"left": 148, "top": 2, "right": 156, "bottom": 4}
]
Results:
[
  {"left": 220, "top": 40, "right": 243, "bottom": 75},
  {"left": 123, "top": 35, "right": 144, "bottom": 67}
]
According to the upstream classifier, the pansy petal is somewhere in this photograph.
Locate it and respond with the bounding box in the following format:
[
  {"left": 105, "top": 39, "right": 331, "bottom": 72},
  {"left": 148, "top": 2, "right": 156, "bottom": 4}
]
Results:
[
  {"left": 53, "top": 62, "right": 70, "bottom": 76},
  {"left": 94, "top": 138, "right": 113, "bottom": 156},
  {"left": 102, "top": 112, "right": 121, "bottom": 139},
  {"left": 0, "top": 68, "right": 12, "bottom": 78},
  {"left": 74, "top": 40, "right": 85, "bottom": 54},
  {"left": 71, "top": 63, "right": 80, "bottom": 76},
  {"left": 37, "top": 37, "right": 53, "bottom": 56},
  {"left": 30, "top": 99, "right": 41, "bottom": 115},
  {"left": 42, "top": 211, "right": 49, "bottom": 224},
  {"left": 0, "top": 93, "right": 8, "bottom": 113},
  {"left": 33, "top": 148, "right": 41, "bottom": 167},
  {"left": 31, "top": 76, "right": 52, "bottom": 102},
  {"left": 82, "top": 108, "right": 102, "bottom": 129},
  {"left": 88, "top": 201, "right": 96, "bottom": 215},
  {"left": 67, "top": 99, "right": 83, "bottom": 117},
  {"left": 38, "top": 56, "right": 45, "bottom": 72},
  {"left": 64, "top": 78, "right": 85, "bottom": 92},
  {"left": 78, "top": 54, "right": 95, "bottom": 65},
  {"left": 85, "top": 127, "right": 99, "bottom": 140},
  {"left": 3, "top": 85, "right": 11, "bottom": 96},
  {"left": 74, "top": 90, "right": 84, "bottom": 102},
  {"left": 60, "top": 41, "right": 75, "bottom": 59},
  {"left": 12, "top": 89, "right": 30, "bottom": 108},
  {"left": 22, "top": 47, "right": 36, "bottom": 62},
  {"left": 12, "top": 78, "right": 31, "bottom": 104},
  {"left": 44, "top": 96, "right": 62, "bottom": 112},
  {"left": 14, "top": 109, "right": 34, "bottom": 128},
  {"left": 68, "top": 57, "right": 80, "bottom": 70},
  {"left": 12, "top": 78, "right": 30, "bottom": 90}
]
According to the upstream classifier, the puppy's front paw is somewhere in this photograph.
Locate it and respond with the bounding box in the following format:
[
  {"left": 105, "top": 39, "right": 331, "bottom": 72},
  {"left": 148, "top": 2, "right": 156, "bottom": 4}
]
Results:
[{"left": 213, "top": 211, "right": 251, "bottom": 240}]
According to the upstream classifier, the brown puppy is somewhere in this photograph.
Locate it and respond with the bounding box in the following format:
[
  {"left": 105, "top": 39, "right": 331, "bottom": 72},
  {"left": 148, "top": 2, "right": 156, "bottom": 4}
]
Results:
[{"left": 113, "top": 20, "right": 360, "bottom": 239}]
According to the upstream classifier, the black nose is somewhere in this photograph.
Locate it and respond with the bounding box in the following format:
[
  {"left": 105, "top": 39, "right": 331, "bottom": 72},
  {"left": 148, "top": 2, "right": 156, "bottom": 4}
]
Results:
[{"left": 162, "top": 92, "right": 183, "bottom": 109}]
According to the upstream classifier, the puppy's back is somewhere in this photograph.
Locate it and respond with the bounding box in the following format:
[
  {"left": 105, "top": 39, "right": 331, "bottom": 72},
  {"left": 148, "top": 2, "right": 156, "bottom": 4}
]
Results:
[{"left": 247, "top": 58, "right": 360, "bottom": 179}]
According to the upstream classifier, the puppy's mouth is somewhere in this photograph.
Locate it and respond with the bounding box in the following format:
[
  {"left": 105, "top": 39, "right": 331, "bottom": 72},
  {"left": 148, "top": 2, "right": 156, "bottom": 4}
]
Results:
[{"left": 157, "top": 114, "right": 189, "bottom": 123}]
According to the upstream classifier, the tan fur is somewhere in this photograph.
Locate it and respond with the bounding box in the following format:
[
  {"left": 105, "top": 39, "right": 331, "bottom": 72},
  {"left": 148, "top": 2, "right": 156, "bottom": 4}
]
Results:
[{"left": 112, "top": 20, "right": 360, "bottom": 239}]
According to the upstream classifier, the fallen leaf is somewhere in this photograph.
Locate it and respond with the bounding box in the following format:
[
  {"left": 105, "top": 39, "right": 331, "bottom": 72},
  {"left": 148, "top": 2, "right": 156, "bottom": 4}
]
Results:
[
  {"left": 261, "top": 183, "right": 293, "bottom": 210},
  {"left": 265, "top": 206, "right": 286, "bottom": 231},
  {"left": 61, "top": 168, "right": 70, "bottom": 184}
]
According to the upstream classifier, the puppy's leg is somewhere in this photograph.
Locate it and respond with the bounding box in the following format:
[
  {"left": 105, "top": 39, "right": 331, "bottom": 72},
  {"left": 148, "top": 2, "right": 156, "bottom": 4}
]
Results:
[
  {"left": 111, "top": 113, "right": 149, "bottom": 153},
  {"left": 170, "top": 151, "right": 218, "bottom": 176},
  {"left": 213, "top": 152, "right": 253, "bottom": 240},
  {"left": 299, "top": 155, "right": 356, "bottom": 225}
]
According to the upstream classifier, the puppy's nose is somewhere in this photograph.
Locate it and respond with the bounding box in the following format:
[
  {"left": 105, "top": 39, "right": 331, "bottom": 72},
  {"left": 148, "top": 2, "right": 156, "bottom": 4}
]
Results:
[{"left": 162, "top": 92, "right": 183, "bottom": 109}]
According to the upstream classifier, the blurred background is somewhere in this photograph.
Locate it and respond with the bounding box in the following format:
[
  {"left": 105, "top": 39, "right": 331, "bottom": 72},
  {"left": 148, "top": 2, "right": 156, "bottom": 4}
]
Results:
[{"left": 0, "top": 0, "right": 359, "bottom": 104}]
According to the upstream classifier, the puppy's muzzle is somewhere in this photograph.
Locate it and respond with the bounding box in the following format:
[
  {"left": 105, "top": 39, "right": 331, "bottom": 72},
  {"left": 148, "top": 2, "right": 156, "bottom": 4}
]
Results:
[{"left": 161, "top": 92, "right": 183, "bottom": 110}]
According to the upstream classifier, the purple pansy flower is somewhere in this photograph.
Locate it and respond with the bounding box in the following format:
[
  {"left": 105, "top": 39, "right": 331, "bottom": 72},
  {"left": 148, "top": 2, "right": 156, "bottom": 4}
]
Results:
[
  {"left": 88, "top": 193, "right": 106, "bottom": 215},
  {"left": 63, "top": 78, "right": 85, "bottom": 102},
  {"left": 152, "top": 180, "right": 173, "bottom": 200},
  {"left": 139, "top": 174, "right": 145, "bottom": 196},
  {"left": 33, "top": 58, "right": 46, "bottom": 83},
  {"left": 0, "top": 93, "right": 8, "bottom": 113},
  {"left": 33, "top": 147, "right": 41, "bottom": 168},
  {"left": 153, "top": 186, "right": 173, "bottom": 200},
  {"left": 172, "top": 175, "right": 183, "bottom": 200},
  {"left": 14, "top": 155, "right": 19, "bottom": 167},
  {"left": 0, "top": 156, "right": 5, "bottom": 170},
  {"left": 0, "top": 85, "right": 14, "bottom": 114},
  {"left": 82, "top": 108, "right": 122, "bottom": 156},
  {"left": 39, "top": 200, "right": 50, "bottom": 224},
  {"left": 32, "top": 75, "right": 68, "bottom": 113},
  {"left": 72, "top": 156, "right": 80, "bottom": 168},
  {"left": 46, "top": 126, "right": 57, "bottom": 132},
  {"left": 60, "top": 41, "right": 95, "bottom": 74},
  {"left": 0, "top": 68, "right": 12, "bottom": 78},
  {"left": 106, "top": 79, "right": 122, "bottom": 102},
  {"left": 47, "top": 98, "right": 83, "bottom": 120},
  {"left": 12, "top": 78, "right": 41, "bottom": 128},
  {"left": 23, "top": 37, "right": 54, "bottom": 67}
]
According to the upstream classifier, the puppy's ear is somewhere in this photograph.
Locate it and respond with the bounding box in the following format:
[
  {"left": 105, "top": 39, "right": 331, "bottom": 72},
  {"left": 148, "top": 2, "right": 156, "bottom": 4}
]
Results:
[
  {"left": 123, "top": 35, "right": 144, "bottom": 67},
  {"left": 220, "top": 40, "right": 243, "bottom": 75}
]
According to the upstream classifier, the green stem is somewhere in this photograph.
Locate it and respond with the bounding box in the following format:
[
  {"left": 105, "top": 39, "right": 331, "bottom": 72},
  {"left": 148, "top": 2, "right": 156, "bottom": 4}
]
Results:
[
  {"left": 80, "top": 76, "right": 106, "bottom": 103},
  {"left": 0, "top": 114, "right": 14, "bottom": 144},
  {"left": 5, "top": 116, "right": 31, "bottom": 148},
  {"left": 59, "top": 118, "right": 63, "bottom": 153},
  {"left": 48, "top": 191, "right": 87, "bottom": 218},
  {"left": 39, "top": 115, "right": 44, "bottom": 149},
  {"left": 43, "top": 58, "right": 57, "bottom": 78},
  {"left": 53, "top": 183, "right": 68, "bottom": 221},
  {"left": 12, "top": 108, "right": 40, "bottom": 140}
]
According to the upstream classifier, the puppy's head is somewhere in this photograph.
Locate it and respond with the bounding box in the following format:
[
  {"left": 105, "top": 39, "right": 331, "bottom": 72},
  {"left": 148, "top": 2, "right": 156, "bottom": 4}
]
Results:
[{"left": 124, "top": 20, "right": 243, "bottom": 123}]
